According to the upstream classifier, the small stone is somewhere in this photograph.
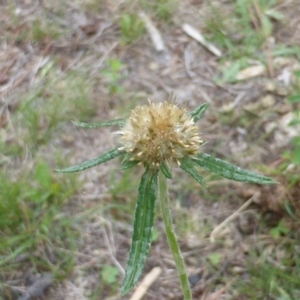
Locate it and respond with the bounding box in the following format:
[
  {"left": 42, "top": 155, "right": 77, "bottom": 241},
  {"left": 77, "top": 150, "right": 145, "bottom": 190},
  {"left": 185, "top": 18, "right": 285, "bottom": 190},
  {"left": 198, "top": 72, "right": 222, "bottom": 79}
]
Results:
[
  {"left": 63, "top": 135, "right": 74, "bottom": 145},
  {"left": 221, "top": 102, "right": 235, "bottom": 112},
  {"left": 244, "top": 102, "right": 261, "bottom": 112},
  {"left": 148, "top": 62, "right": 159, "bottom": 70},
  {"left": 276, "top": 86, "right": 289, "bottom": 96},
  {"left": 264, "top": 81, "right": 276, "bottom": 92},
  {"left": 232, "top": 266, "right": 246, "bottom": 274},
  {"left": 261, "top": 95, "right": 275, "bottom": 108}
]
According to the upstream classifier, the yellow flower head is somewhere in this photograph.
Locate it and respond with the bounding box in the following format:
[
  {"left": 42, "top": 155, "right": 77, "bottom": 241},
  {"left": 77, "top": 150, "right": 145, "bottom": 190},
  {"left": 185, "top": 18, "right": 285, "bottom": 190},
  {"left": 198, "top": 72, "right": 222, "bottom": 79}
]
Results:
[{"left": 119, "top": 100, "right": 203, "bottom": 168}]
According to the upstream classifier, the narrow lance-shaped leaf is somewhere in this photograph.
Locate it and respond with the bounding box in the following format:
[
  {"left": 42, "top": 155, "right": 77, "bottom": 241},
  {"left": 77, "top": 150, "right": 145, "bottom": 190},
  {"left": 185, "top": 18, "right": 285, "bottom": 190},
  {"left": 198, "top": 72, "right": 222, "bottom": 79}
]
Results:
[
  {"left": 55, "top": 147, "right": 123, "bottom": 173},
  {"left": 180, "top": 157, "right": 207, "bottom": 187},
  {"left": 189, "top": 102, "right": 209, "bottom": 123},
  {"left": 120, "top": 153, "right": 139, "bottom": 170},
  {"left": 120, "top": 160, "right": 139, "bottom": 170},
  {"left": 72, "top": 118, "right": 126, "bottom": 128},
  {"left": 122, "top": 169, "right": 158, "bottom": 295},
  {"left": 193, "top": 153, "right": 277, "bottom": 185},
  {"left": 160, "top": 162, "right": 172, "bottom": 179}
]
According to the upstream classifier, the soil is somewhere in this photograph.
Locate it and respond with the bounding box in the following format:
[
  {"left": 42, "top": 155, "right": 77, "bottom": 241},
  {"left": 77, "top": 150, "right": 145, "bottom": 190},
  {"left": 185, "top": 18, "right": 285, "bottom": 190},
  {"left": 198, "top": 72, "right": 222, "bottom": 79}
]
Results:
[{"left": 1, "top": 0, "right": 300, "bottom": 299}]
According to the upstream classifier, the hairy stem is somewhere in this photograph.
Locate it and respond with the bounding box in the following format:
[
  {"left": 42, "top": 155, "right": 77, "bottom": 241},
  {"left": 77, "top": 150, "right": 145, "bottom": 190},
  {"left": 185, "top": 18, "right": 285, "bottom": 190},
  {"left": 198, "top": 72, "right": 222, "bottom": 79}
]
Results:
[{"left": 158, "top": 171, "right": 192, "bottom": 300}]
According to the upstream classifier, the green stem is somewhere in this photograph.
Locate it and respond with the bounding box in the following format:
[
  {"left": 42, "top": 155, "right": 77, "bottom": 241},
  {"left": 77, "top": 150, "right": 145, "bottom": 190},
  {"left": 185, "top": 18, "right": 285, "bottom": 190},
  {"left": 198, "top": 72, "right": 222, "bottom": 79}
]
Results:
[{"left": 158, "top": 171, "right": 192, "bottom": 300}]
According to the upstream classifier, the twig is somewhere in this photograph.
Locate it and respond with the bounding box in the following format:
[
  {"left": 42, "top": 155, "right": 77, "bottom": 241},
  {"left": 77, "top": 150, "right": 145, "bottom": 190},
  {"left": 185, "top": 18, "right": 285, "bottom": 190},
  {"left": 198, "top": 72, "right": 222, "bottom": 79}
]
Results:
[
  {"left": 129, "top": 267, "right": 162, "bottom": 300},
  {"left": 210, "top": 193, "right": 258, "bottom": 243},
  {"left": 205, "top": 277, "right": 236, "bottom": 300},
  {"left": 199, "top": 89, "right": 212, "bottom": 103},
  {"left": 139, "top": 12, "right": 165, "bottom": 52},
  {"left": 182, "top": 24, "right": 222, "bottom": 57},
  {"left": 0, "top": 69, "right": 32, "bottom": 96},
  {"left": 103, "top": 220, "right": 125, "bottom": 275},
  {"left": 184, "top": 43, "right": 197, "bottom": 78}
]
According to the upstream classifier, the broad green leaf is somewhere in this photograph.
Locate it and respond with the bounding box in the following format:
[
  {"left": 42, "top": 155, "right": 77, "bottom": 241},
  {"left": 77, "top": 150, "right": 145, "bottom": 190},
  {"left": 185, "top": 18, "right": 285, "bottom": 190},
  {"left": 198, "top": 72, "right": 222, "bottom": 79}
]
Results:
[
  {"left": 189, "top": 103, "right": 209, "bottom": 123},
  {"left": 56, "top": 147, "right": 123, "bottom": 173},
  {"left": 101, "top": 265, "right": 120, "bottom": 284},
  {"left": 160, "top": 162, "right": 172, "bottom": 179},
  {"left": 72, "top": 118, "right": 126, "bottom": 128},
  {"left": 208, "top": 252, "right": 221, "bottom": 267},
  {"left": 122, "top": 169, "right": 158, "bottom": 295},
  {"left": 121, "top": 160, "right": 139, "bottom": 170},
  {"left": 193, "top": 153, "right": 277, "bottom": 185},
  {"left": 151, "top": 228, "right": 160, "bottom": 242},
  {"left": 180, "top": 157, "right": 206, "bottom": 187}
]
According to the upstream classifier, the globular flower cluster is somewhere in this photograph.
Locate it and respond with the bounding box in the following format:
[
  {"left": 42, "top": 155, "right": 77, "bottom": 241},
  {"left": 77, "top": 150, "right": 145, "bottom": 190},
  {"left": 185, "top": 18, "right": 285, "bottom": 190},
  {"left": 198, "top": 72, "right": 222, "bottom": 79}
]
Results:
[{"left": 119, "top": 101, "right": 203, "bottom": 168}]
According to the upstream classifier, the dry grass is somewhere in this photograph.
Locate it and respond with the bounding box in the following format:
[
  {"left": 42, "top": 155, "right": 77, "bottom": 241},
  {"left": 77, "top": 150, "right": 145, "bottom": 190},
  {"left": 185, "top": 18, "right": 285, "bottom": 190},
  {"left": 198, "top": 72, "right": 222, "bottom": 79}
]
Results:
[{"left": 1, "top": 0, "right": 300, "bottom": 299}]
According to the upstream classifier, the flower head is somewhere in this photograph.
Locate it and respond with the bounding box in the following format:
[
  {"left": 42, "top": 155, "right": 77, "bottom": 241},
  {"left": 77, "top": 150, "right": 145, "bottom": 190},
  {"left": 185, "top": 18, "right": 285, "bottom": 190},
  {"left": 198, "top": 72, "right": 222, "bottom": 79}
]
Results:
[{"left": 119, "top": 101, "right": 203, "bottom": 168}]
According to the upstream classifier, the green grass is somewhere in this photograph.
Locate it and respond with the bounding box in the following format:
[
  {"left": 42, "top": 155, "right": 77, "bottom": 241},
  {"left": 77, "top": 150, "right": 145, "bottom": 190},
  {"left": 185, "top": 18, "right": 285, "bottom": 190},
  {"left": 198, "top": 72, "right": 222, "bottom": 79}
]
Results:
[
  {"left": 140, "top": 0, "right": 178, "bottom": 22},
  {"left": 0, "top": 54, "right": 95, "bottom": 298},
  {"left": 1, "top": 0, "right": 299, "bottom": 299},
  {"left": 235, "top": 227, "right": 300, "bottom": 299},
  {"left": 101, "top": 58, "right": 126, "bottom": 95},
  {"left": 120, "top": 13, "right": 145, "bottom": 45},
  {"left": 1, "top": 63, "right": 95, "bottom": 157},
  {"left": 204, "top": 0, "right": 293, "bottom": 83},
  {"left": 205, "top": 0, "right": 280, "bottom": 58},
  {"left": 0, "top": 162, "right": 79, "bottom": 281}
]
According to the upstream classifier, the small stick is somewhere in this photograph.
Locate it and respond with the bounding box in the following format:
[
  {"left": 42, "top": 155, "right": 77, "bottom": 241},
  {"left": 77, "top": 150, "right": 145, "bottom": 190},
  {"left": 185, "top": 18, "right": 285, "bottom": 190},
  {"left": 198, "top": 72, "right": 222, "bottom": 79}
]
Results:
[
  {"left": 139, "top": 12, "right": 165, "bottom": 52},
  {"left": 182, "top": 24, "right": 222, "bottom": 57},
  {"left": 129, "top": 267, "right": 162, "bottom": 300},
  {"left": 210, "top": 193, "right": 258, "bottom": 243}
]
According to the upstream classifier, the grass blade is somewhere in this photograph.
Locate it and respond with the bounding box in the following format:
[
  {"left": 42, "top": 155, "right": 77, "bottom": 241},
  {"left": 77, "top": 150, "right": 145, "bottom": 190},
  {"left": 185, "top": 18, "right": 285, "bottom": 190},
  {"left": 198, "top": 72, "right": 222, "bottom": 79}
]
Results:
[
  {"left": 56, "top": 147, "right": 123, "bottom": 173},
  {"left": 189, "top": 102, "right": 209, "bottom": 122},
  {"left": 180, "top": 157, "right": 206, "bottom": 187},
  {"left": 193, "top": 153, "right": 277, "bottom": 185},
  {"left": 122, "top": 169, "right": 158, "bottom": 295},
  {"left": 72, "top": 118, "right": 126, "bottom": 128}
]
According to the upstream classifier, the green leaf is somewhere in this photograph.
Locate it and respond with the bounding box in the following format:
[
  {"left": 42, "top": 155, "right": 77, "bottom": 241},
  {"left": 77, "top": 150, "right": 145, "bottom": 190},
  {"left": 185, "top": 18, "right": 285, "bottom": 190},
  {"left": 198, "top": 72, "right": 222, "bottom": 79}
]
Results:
[
  {"left": 122, "top": 169, "right": 158, "bottom": 295},
  {"left": 265, "top": 9, "right": 285, "bottom": 21},
  {"left": 269, "top": 220, "right": 290, "bottom": 239},
  {"left": 193, "top": 153, "right": 277, "bottom": 185},
  {"left": 151, "top": 228, "right": 160, "bottom": 243},
  {"left": 160, "top": 162, "right": 172, "bottom": 179},
  {"left": 272, "top": 46, "right": 300, "bottom": 58},
  {"left": 208, "top": 252, "right": 221, "bottom": 267},
  {"left": 72, "top": 118, "right": 126, "bottom": 128},
  {"left": 291, "top": 144, "right": 300, "bottom": 165},
  {"left": 121, "top": 160, "right": 139, "bottom": 170},
  {"left": 56, "top": 147, "right": 123, "bottom": 173},
  {"left": 287, "top": 94, "right": 300, "bottom": 103},
  {"left": 35, "top": 162, "right": 52, "bottom": 189},
  {"left": 261, "top": 14, "right": 273, "bottom": 38},
  {"left": 294, "top": 70, "right": 300, "bottom": 78},
  {"left": 180, "top": 157, "right": 207, "bottom": 187},
  {"left": 101, "top": 265, "right": 120, "bottom": 284},
  {"left": 189, "top": 102, "right": 209, "bottom": 123},
  {"left": 219, "top": 59, "right": 247, "bottom": 83}
]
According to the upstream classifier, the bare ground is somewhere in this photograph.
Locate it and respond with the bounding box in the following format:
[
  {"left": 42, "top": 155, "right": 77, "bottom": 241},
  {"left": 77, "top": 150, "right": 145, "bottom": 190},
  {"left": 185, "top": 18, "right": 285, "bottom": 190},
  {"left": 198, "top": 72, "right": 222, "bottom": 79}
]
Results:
[{"left": 1, "top": 0, "right": 300, "bottom": 299}]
